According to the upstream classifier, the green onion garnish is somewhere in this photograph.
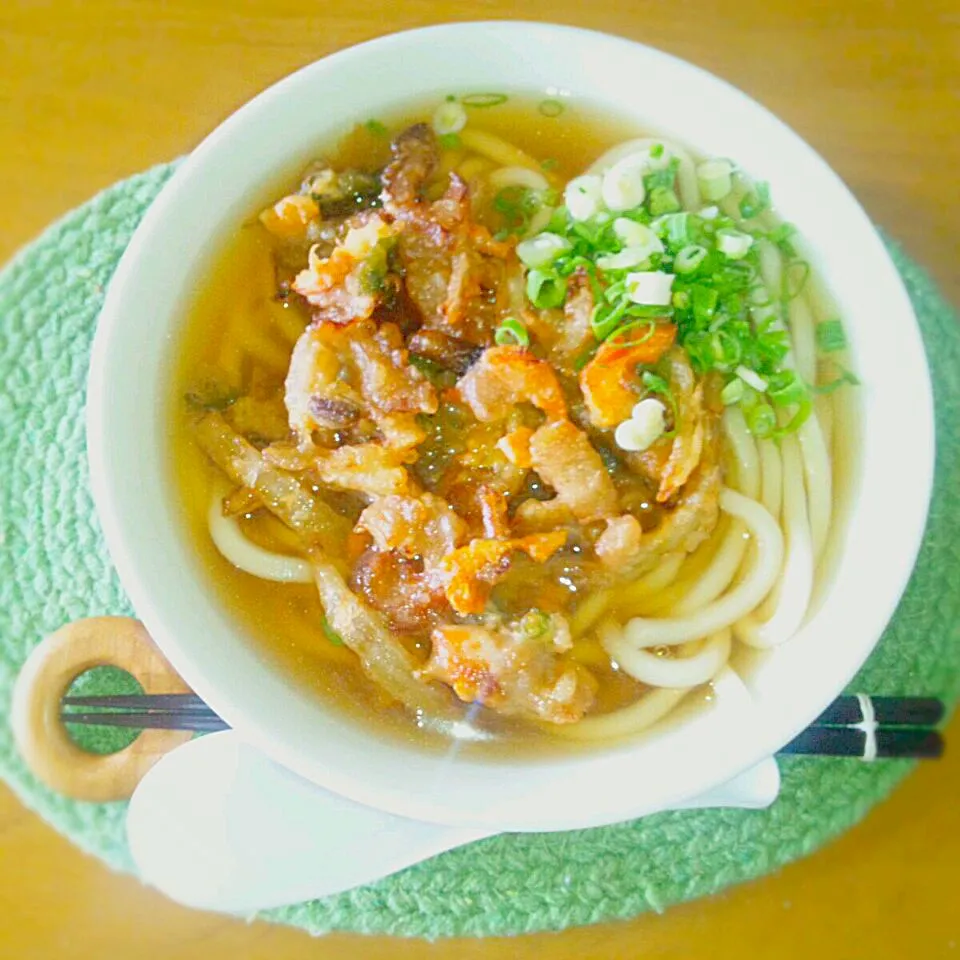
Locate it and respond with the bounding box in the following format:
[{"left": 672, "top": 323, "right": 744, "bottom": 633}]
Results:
[
  {"left": 438, "top": 133, "right": 462, "bottom": 150},
  {"left": 526, "top": 269, "right": 567, "bottom": 310},
  {"left": 461, "top": 92, "right": 508, "bottom": 108},
  {"left": 746, "top": 401, "right": 777, "bottom": 438},
  {"left": 519, "top": 609, "right": 551, "bottom": 638},
  {"left": 364, "top": 119, "right": 388, "bottom": 136},
  {"left": 767, "top": 369, "right": 808, "bottom": 407},
  {"left": 648, "top": 186, "right": 681, "bottom": 216},
  {"left": 696, "top": 159, "right": 733, "bottom": 202},
  {"left": 814, "top": 368, "right": 861, "bottom": 394},
  {"left": 538, "top": 99, "right": 564, "bottom": 117},
  {"left": 739, "top": 181, "right": 771, "bottom": 219},
  {"left": 721, "top": 378, "right": 745, "bottom": 405},
  {"left": 541, "top": 157, "right": 559, "bottom": 171},
  {"left": 650, "top": 143, "right": 665, "bottom": 159},
  {"left": 320, "top": 615, "right": 344, "bottom": 646},
  {"left": 674, "top": 244, "right": 708, "bottom": 274},
  {"left": 816, "top": 319, "right": 847, "bottom": 353},
  {"left": 494, "top": 317, "right": 530, "bottom": 347},
  {"left": 658, "top": 212, "right": 692, "bottom": 248}
]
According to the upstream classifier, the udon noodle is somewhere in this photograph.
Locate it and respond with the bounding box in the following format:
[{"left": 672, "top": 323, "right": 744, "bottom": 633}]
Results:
[{"left": 171, "top": 95, "right": 858, "bottom": 750}]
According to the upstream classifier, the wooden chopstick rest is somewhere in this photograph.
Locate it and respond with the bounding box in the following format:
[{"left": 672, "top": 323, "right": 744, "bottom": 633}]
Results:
[{"left": 11, "top": 616, "right": 192, "bottom": 801}]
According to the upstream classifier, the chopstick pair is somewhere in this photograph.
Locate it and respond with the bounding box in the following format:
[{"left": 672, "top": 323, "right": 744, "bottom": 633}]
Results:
[
  {"left": 779, "top": 694, "right": 944, "bottom": 759},
  {"left": 61, "top": 692, "right": 945, "bottom": 759}
]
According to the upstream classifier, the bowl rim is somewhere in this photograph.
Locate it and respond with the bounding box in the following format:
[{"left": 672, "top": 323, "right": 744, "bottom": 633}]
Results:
[{"left": 87, "top": 20, "right": 935, "bottom": 830}]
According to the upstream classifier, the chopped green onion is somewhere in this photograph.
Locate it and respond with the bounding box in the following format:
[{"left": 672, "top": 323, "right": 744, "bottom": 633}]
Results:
[
  {"left": 433, "top": 100, "right": 468, "bottom": 136},
  {"left": 461, "top": 92, "right": 508, "bottom": 108},
  {"left": 767, "top": 369, "right": 808, "bottom": 407},
  {"left": 657, "top": 212, "right": 691, "bottom": 248},
  {"left": 538, "top": 99, "right": 564, "bottom": 117},
  {"left": 364, "top": 119, "right": 388, "bottom": 136},
  {"left": 739, "top": 181, "right": 771, "bottom": 219},
  {"left": 736, "top": 364, "right": 768, "bottom": 392},
  {"left": 494, "top": 317, "right": 530, "bottom": 347},
  {"left": 746, "top": 402, "right": 777, "bottom": 438},
  {"left": 438, "top": 133, "right": 462, "bottom": 150},
  {"left": 691, "top": 285, "right": 719, "bottom": 323},
  {"left": 519, "top": 609, "right": 552, "bottom": 638},
  {"left": 720, "top": 378, "right": 745, "bottom": 405},
  {"left": 767, "top": 222, "right": 797, "bottom": 256},
  {"left": 696, "top": 159, "right": 734, "bottom": 201},
  {"left": 526, "top": 269, "right": 567, "bottom": 309},
  {"left": 816, "top": 319, "right": 847, "bottom": 353},
  {"left": 674, "top": 244, "right": 708, "bottom": 274},
  {"left": 516, "top": 232, "right": 570, "bottom": 268},
  {"left": 541, "top": 157, "right": 559, "bottom": 171},
  {"left": 782, "top": 260, "right": 811, "bottom": 300},
  {"left": 716, "top": 228, "right": 753, "bottom": 259},
  {"left": 650, "top": 143, "right": 665, "bottom": 160},
  {"left": 641, "top": 371, "right": 670, "bottom": 395},
  {"left": 648, "top": 186, "right": 681, "bottom": 216},
  {"left": 814, "top": 368, "right": 861, "bottom": 394},
  {"left": 320, "top": 615, "right": 344, "bottom": 646}
]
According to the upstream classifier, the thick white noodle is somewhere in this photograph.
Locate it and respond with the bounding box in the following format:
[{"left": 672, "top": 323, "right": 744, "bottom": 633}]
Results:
[
  {"left": 487, "top": 166, "right": 550, "bottom": 193},
  {"left": 786, "top": 282, "right": 818, "bottom": 385},
  {"left": 755, "top": 240, "right": 832, "bottom": 562},
  {"left": 616, "top": 551, "right": 686, "bottom": 612},
  {"left": 757, "top": 438, "right": 783, "bottom": 520},
  {"left": 620, "top": 488, "right": 784, "bottom": 648},
  {"left": 734, "top": 433, "right": 814, "bottom": 648},
  {"left": 207, "top": 494, "right": 313, "bottom": 583},
  {"left": 586, "top": 137, "right": 702, "bottom": 211},
  {"left": 603, "top": 625, "right": 732, "bottom": 688},
  {"left": 671, "top": 522, "right": 748, "bottom": 616},
  {"left": 458, "top": 129, "right": 542, "bottom": 173},
  {"left": 550, "top": 686, "right": 688, "bottom": 742},
  {"left": 722, "top": 405, "right": 761, "bottom": 499},
  {"left": 797, "top": 415, "right": 832, "bottom": 562},
  {"left": 816, "top": 392, "right": 834, "bottom": 455}
]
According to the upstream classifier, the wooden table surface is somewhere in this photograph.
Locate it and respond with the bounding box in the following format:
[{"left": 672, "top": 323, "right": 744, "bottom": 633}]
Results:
[{"left": 1, "top": 1, "right": 958, "bottom": 957}]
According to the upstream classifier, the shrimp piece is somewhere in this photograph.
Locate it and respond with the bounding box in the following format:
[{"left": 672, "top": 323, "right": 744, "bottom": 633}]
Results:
[
  {"left": 355, "top": 493, "right": 468, "bottom": 565},
  {"left": 528, "top": 419, "right": 619, "bottom": 521},
  {"left": 423, "top": 617, "right": 597, "bottom": 724},
  {"left": 594, "top": 514, "right": 644, "bottom": 568},
  {"left": 496, "top": 426, "right": 534, "bottom": 468},
  {"left": 457, "top": 346, "right": 567, "bottom": 422},
  {"left": 259, "top": 194, "right": 320, "bottom": 241},
  {"left": 285, "top": 319, "right": 436, "bottom": 446},
  {"left": 631, "top": 348, "right": 707, "bottom": 503},
  {"left": 580, "top": 323, "right": 677, "bottom": 428},
  {"left": 438, "top": 531, "right": 568, "bottom": 615},
  {"left": 292, "top": 213, "right": 395, "bottom": 325}
]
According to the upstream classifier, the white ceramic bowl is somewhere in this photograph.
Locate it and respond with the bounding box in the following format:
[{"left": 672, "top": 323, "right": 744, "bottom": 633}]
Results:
[{"left": 87, "top": 22, "right": 934, "bottom": 831}]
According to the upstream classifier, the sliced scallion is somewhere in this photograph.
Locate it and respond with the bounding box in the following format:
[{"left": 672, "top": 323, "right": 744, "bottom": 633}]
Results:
[
  {"left": 696, "top": 159, "right": 733, "bottom": 201},
  {"left": 648, "top": 186, "right": 681, "bottom": 216},
  {"left": 494, "top": 317, "right": 530, "bottom": 347},
  {"left": 674, "top": 244, "right": 708, "bottom": 274},
  {"left": 461, "top": 92, "right": 508, "bottom": 108},
  {"left": 526, "top": 269, "right": 567, "bottom": 310},
  {"left": 538, "top": 99, "right": 564, "bottom": 117},
  {"left": 816, "top": 319, "right": 847, "bottom": 353}
]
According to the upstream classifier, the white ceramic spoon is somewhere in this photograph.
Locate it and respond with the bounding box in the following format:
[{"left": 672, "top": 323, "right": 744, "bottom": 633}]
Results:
[{"left": 127, "top": 671, "right": 780, "bottom": 914}]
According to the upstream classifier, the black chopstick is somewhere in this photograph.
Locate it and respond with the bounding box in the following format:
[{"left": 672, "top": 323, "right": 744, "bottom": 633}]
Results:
[
  {"left": 779, "top": 726, "right": 944, "bottom": 759},
  {"left": 60, "top": 692, "right": 946, "bottom": 760},
  {"left": 811, "top": 695, "right": 944, "bottom": 728},
  {"left": 61, "top": 710, "right": 230, "bottom": 733},
  {"left": 62, "top": 693, "right": 211, "bottom": 711}
]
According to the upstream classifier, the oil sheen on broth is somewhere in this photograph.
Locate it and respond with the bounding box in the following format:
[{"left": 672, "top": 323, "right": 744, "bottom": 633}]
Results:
[{"left": 169, "top": 93, "right": 857, "bottom": 755}]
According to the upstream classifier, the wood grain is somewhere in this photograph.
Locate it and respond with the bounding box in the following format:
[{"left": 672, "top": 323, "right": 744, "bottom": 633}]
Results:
[{"left": 1, "top": 1, "right": 958, "bottom": 956}]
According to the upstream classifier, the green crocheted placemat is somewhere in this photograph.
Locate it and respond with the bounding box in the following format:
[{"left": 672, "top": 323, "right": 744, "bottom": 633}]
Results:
[{"left": 1, "top": 164, "right": 958, "bottom": 939}]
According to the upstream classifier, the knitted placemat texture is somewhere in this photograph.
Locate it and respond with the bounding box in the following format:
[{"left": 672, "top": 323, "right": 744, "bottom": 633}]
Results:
[{"left": 0, "top": 164, "right": 958, "bottom": 939}]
